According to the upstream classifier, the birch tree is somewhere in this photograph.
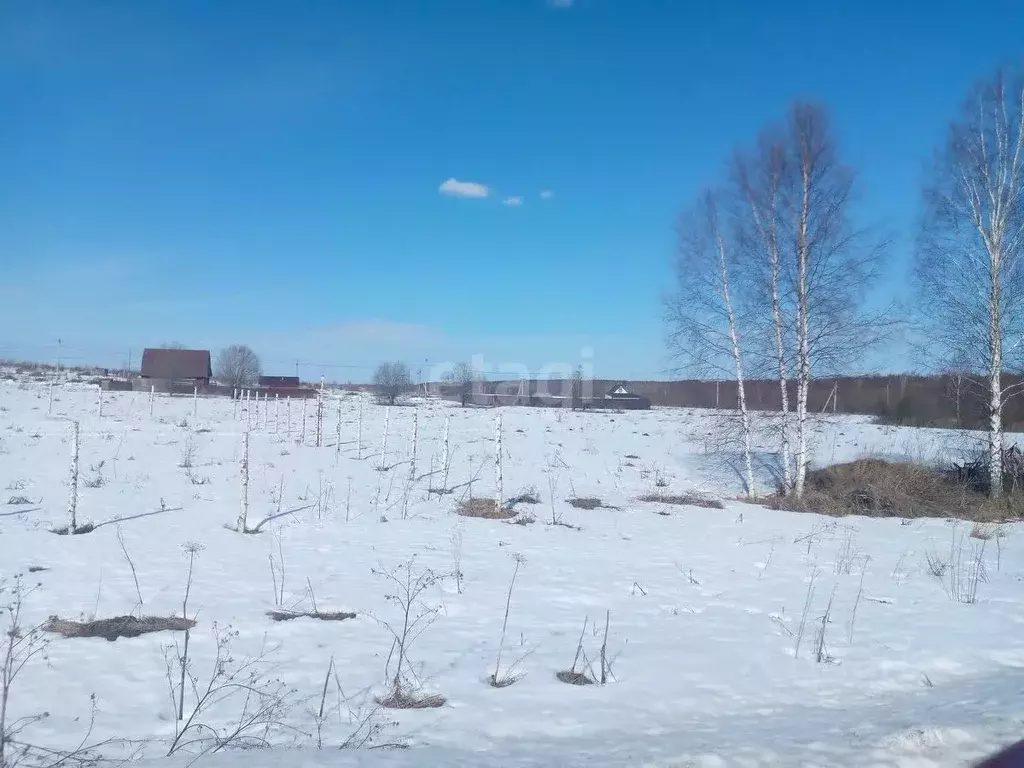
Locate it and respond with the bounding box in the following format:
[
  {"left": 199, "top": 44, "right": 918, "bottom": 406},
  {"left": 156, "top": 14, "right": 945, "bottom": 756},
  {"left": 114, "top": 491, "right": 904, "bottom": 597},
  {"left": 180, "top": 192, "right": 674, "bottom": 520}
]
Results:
[
  {"left": 666, "top": 188, "right": 756, "bottom": 498},
  {"left": 735, "top": 133, "right": 793, "bottom": 494},
  {"left": 915, "top": 67, "right": 1024, "bottom": 497},
  {"left": 731, "top": 103, "right": 886, "bottom": 499}
]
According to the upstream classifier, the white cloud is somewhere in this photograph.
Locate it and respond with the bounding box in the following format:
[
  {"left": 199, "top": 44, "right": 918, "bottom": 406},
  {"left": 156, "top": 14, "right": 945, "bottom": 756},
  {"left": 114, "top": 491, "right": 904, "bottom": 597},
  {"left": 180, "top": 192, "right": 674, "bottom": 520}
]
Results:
[
  {"left": 539, "top": 190, "right": 554, "bottom": 200},
  {"left": 503, "top": 196, "right": 523, "bottom": 206},
  {"left": 439, "top": 178, "right": 490, "bottom": 199}
]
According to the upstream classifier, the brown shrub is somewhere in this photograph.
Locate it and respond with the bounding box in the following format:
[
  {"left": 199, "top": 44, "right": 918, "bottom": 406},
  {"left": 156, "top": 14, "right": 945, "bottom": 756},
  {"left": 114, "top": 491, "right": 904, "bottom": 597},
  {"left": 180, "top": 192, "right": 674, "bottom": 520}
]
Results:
[
  {"left": 767, "top": 459, "right": 1021, "bottom": 522},
  {"left": 637, "top": 493, "right": 724, "bottom": 509},
  {"left": 457, "top": 498, "right": 517, "bottom": 520}
]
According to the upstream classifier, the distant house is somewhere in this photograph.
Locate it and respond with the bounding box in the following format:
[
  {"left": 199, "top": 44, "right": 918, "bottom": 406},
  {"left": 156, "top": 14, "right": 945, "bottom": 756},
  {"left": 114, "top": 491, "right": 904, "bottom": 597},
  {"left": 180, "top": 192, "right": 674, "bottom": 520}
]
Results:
[
  {"left": 259, "top": 375, "right": 301, "bottom": 388},
  {"left": 602, "top": 383, "right": 651, "bottom": 410},
  {"left": 140, "top": 348, "right": 212, "bottom": 386}
]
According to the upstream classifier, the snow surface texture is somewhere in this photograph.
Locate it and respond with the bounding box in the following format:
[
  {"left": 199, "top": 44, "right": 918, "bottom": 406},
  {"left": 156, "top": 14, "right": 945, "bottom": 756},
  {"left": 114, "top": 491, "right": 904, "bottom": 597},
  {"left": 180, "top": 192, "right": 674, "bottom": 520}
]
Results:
[{"left": 0, "top": 375, "right": 1022, "bottom": 768}]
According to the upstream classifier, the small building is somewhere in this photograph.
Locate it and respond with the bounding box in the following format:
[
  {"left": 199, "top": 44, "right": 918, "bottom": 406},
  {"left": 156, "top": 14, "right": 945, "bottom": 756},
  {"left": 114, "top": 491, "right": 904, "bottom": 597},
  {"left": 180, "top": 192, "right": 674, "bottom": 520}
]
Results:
[
  {"left": 602, "top": 383, "right": 651, "bottom": 410},
  {"left": 140, "top": 348, "right": 212, "bottom": 390}
]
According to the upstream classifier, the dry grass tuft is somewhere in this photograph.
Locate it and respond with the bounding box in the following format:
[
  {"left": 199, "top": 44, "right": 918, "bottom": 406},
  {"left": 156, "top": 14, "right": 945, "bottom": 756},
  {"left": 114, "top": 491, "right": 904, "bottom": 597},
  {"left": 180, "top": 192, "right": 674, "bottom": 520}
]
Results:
[
  {"left": 970, "top": 522, "right": 1005, "bottom": 541},
  {"left": 506, "top": 488, "right": 541, "bottom": 506},
  {"left": 266, "top": 609, "right": 356, "bottom": 622},
  {"left": 556, "top": 670, "right": 594, "bottom": 686},
  {"left": 568, "top": 497, "right": 604, "bottom": 510},
  {"left": 766, "top": 459, "right": 1020, "bottom": 522},
  {"left": 49, "top": 522, "right": 96, "bottom": 535},
  {"left": 637, "top": 493, "right": 724, "bottom": 509},
  {"left": 488, "top": 673, "right": 522, "bottom": 688},
  {"left": 377, "top": 686, "right": 446, "bottom": 709},
  {"left": 45, "top": 615, "right": 195, "bottom": 642},
  {"left": 457, "top": 498, "right": 517, "bottom": 520}
]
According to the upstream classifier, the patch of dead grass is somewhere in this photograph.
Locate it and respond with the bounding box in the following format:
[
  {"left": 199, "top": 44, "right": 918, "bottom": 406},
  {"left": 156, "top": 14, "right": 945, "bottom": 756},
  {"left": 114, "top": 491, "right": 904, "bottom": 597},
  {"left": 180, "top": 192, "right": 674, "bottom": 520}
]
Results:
[
  {"left": 45, "top": 615, "right": 195, "bottom": 642},
  {"left": 567, "top": 497, "right": 617, "bottom": 510},
  {"left": 266, "top": 609, "right": 356, "bottom": 622},
  {"left": 766, "top": 459, "right": 1021, "bottom": 522},
  {"left": 456, "top": 498, "right": 517, "bottom": 520},
  {"left": 556, "top": 670, "right": 594, "bottom": 686},
  {"left": 376, "top": 686, "right": 446, "bottom": 709},
  {"left": 637, "top": 493, "right": 724, "bottom": 509}
]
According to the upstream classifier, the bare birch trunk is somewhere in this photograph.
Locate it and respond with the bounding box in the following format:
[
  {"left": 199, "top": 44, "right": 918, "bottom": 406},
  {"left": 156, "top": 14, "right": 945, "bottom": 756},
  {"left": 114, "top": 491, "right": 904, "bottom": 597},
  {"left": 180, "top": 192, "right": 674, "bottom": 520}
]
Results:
[
  {"left": 67, "top": 421, "right": 80, "bottom": 533},
  {"left": 237, "top": 430, "right": 250, "bottom": 532},
  {"left": 712, "top": 222, "right": 756, "bottom": 498},
  {"left": 441, "top": 414, "right": 451, "bottom": 491},
  {"left": 989, "top": 272, "right": 1004, "bottom": 495},
  {"left": 793, "top": 155, "right": 813, "bottom": 499},
  {"left": 495, "top": 412, "right": 503, "bottom": 515},
  {"left": 379, "top": 406, "right": 390, "bottom": 469},
  {"left": 410, "top": 410, "right": 419, "bottom": 480}
]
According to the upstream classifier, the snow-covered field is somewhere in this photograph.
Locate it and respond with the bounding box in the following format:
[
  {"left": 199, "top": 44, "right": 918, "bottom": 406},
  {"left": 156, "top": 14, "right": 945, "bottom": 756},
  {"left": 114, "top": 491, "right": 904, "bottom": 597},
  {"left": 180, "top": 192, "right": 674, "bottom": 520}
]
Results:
[{"left": 1, "top": 376, "right": 1022, "bottom": 768}]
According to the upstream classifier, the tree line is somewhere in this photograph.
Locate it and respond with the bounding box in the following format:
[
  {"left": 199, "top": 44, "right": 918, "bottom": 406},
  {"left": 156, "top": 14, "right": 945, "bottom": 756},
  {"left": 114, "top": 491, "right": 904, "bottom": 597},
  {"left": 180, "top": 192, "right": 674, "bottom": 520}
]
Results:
[{"left": 665, "top": 64, "right": 1024, "bottom": 501}]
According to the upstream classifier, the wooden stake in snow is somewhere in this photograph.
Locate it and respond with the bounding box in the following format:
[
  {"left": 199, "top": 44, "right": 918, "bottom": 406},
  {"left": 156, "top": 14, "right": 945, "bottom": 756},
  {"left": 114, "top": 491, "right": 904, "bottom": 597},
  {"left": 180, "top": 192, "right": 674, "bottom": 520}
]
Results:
[
  {"left": 193, "top": 385, "right": 198, "bottom": 418},
  {"left": 335, "top": 398, "right": 342, "bottom": 461},
  {"left": 275, "top": 393, "right": 280, "bottom": 433},
  {"left": 301, "top": 396, "right": 307, "bottom": 445},
  {"left": 67, "top": 420, "right": 80, "bottom": 534},
  {"left": 315, "top": 379, "right": 325, "bottom": 448},
  {"left": 441, "top": 414, "right": 451, "bottom": 492},
  {"left": 149, "top": 385, "right": 155, "bottom": 417},
  {"left": 379, "top": 406, "right": 390, "bottom": 469},
  {"left": 357, "top": 397, "right": 363, "bottom": 459},
  {"left": 263, "top": 392, "right": 269, "bottom": 430},
  {"left": 237, "top": 430, "right": 250, "bottom": 532},
  {"left": 495, "top": 412, "right": 503, "bottom": 515},
  {"left": 410, "top": 410, "right": 419, "bottom": 480},
  {"left": 286, "top": 396, "right": 292, "bottom": 437},
  {"left": 47, "top": 381, "right": 53, "bottom": 416},
  {"left": 97, "top": 386, "right": 103, "bottom": 419},
  {"left": 233, "top": 390, "right": 239, "bottom": 420},
  {"left": 254, "top": 389, "right": 260, "bottom": 429}
]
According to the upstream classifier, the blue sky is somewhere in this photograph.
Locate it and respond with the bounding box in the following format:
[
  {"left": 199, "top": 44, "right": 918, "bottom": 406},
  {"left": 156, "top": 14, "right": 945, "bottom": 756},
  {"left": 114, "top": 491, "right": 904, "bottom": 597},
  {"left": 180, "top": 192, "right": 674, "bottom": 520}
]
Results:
[{"left": 1, "top": 0, "right": 1021, "bottom": 382}]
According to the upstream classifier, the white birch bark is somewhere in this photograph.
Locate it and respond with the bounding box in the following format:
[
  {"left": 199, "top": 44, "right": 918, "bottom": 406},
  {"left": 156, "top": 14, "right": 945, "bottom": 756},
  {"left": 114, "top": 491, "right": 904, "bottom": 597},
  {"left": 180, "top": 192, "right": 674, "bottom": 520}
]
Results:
[
  {"left": 410, "top": 410, "right": 419, "bottom": 480},
  {"left": 67, "top": 420, "right": 80, "bottom": 533},
  {"left": 441, "top": 414, "right": 451, "bottom": 491},
  {"left": 793, "top": 157, "right": 813, "bottom": 499},
  {"left": 237, "top": 430, "right": 250, "bottom": 532},
  {"left": 712, "top": 224, "right": 756, "bottom": 498},
  {"left": 495, "top": 412, "right": 503, "bottom": 515},
  {"left": 357, "top": 397, "right": 363, "bottom": 459},
  {"left": 379, "top": 405, "right": 390, "bottom": 469}
]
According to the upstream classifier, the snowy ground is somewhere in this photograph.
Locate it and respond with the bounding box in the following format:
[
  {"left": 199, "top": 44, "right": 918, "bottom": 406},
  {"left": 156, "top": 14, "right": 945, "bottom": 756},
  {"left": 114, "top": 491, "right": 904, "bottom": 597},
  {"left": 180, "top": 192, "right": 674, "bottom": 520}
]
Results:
[{"left": 0, "top": 376, "right": 1022, "bottom": 767}]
